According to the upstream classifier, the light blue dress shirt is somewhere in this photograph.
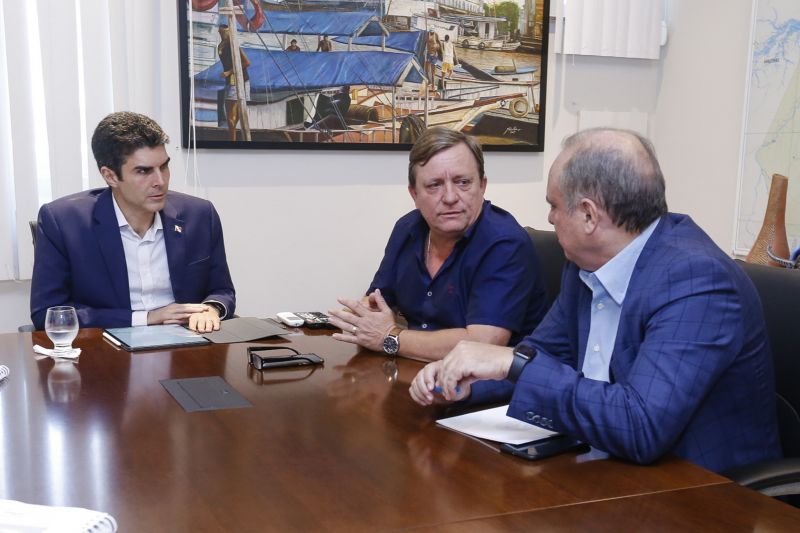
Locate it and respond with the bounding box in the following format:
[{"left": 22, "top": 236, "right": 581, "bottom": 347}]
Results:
[{"left": 579, "top": 219, "right": 659, "bottom": 382}]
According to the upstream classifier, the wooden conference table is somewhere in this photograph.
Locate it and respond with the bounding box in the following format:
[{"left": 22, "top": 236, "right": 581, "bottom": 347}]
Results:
[{"left": 1, "top": 328, "right": 799, "bottom": 531}]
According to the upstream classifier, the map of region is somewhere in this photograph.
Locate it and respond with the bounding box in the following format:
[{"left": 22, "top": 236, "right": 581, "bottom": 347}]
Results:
[{"left": 736, "top": 0, "right": 800, "bottom": 255}]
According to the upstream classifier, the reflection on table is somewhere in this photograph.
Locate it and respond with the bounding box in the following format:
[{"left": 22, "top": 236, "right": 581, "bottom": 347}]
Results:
[{"left": 0, "top": 328, "right": 796, "bottom": 531}]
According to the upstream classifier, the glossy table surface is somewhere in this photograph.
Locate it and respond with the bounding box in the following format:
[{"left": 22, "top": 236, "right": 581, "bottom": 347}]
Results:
[
  {"left": 414, "top": 484, "right": 800, "bottom": 532},
  {"left": 1, "top": 328, "right": 796, "bottom": 531}
]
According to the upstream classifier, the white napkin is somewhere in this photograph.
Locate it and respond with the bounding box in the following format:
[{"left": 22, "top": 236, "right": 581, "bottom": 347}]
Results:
[
  {"left": 33, "top": 344, "right": 81, "bottom": 360},
  {"left": 0, "top": 499, "right": 117, "bottom": 532}
]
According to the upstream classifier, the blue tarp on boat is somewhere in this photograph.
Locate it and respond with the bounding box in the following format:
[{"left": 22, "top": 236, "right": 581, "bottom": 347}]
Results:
[
  {"left": 332, "top": 30, "right": 425, "bottom": 55},
  {"left": 194, "top": 49, "right": 424, "bottom": 92},
  {"left": 235, "top": 10, "right": 387, "bottom": 37}
]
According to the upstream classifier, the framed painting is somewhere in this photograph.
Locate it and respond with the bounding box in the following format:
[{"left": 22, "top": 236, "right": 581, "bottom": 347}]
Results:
[{"left": 178, "top": 0, "right": 550, "bottom": 151}]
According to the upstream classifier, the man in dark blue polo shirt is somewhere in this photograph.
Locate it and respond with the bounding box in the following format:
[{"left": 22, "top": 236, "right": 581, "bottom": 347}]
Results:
[{"left": 328, "top": 127, "right": 547, "bottom": 361}]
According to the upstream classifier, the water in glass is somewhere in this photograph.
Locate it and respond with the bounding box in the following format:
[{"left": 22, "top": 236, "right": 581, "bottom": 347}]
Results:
[{"left": 45, "top": 306, "right": 79, "bottom": 353}]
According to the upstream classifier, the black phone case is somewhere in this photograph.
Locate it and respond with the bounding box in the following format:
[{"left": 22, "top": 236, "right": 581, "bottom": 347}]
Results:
[
  {"left": 500, "top": 435, "right": 587, "bottom": 461},
  {"left": 250, "top": 352, "right": 324, "bottom": 370}
]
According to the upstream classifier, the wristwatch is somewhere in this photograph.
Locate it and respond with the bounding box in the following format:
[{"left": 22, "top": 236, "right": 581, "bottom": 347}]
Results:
[
  {"left": 382, "top": 326, "right": 403, "bottom": 355},
  {"left": 507, "top": 343, "right": 536, "bottom": 383}
]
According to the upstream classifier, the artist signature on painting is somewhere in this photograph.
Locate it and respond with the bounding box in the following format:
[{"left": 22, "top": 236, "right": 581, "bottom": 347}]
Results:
[{"left": 503, "top": 126, "right": 522, "bottom": 135}]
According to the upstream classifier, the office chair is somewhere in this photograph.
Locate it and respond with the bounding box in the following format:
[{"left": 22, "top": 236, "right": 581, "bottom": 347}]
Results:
[
  {"left": 29, "top": 220, "right": 38, "bottom": 246},
  {"left": 724, "top": 260, "right": 800, "bottom": 505},
  {"left": 525, "top": 227, "right": 566, "bottom": 308},
  {"left": 18, "top": 221, "right": 38, "bottom": 332}
]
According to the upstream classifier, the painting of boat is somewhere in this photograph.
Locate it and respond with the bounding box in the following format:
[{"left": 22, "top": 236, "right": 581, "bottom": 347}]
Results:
[
  {"left": 178, "top": 0, "right": 551, "bottom": 150},
  {"left": 192, "top": 48, "right": 426, "bottom": 132}
]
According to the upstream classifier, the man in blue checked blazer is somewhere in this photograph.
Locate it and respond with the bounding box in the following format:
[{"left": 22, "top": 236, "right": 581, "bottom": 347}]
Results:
[
  {"left": 410, "top": 128, "right": 780, "bottom": 473},
  {"left": 31, "top": 112, "right": 235, "bottom": 332}
]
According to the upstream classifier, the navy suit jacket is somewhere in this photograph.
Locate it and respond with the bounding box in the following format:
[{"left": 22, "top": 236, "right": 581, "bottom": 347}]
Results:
[
  {"left": 471, "top": 213, "right": 780, "bottom": 473},
  {"left": 30, "top": 188, "right": 236, "bottom": 330}
]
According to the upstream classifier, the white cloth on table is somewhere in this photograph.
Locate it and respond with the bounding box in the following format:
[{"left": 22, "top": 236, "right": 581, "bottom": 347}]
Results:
[{"left": 0, "top": 499, "right": 117, "bottom": 532}]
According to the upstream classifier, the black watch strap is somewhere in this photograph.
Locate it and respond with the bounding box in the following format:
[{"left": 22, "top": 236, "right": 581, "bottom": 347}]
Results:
[{"left": 507, "top": 343, "right": 535, "bottom": 383}]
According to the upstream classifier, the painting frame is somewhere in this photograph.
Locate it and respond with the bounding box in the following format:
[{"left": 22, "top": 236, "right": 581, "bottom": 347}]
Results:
[{"left": 178, "top": 0, "right": 550, "bottom": 151}]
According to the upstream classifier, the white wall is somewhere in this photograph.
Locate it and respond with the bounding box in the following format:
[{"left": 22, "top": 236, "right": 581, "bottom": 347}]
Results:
[
  {"left": 0, "top": 0, "right": 756, "bottom": 333},
  {"left": 0, "top": 280, "right": 30, "bottom": 332},
  {"left": 653, "top": 0, "right": 754, "bottom": 248}
]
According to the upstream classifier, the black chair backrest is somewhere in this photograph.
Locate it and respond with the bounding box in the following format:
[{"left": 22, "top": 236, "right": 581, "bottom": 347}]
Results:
[
  {"left": 736, "top": 260, "right": 800, "bottom": 457},
  {"left": 29, "top": 220, "right": 38, "bottom": 246},
  {"left": 525, "top": 227, "right": 566, "bottom": 308},
  {"left": 18, "top": 220, "right": 39, "bottom": 332}
]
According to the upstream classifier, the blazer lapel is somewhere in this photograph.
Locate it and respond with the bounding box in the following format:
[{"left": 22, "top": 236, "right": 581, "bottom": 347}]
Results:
[
  {"left": 93, "top": 189, "right": 131, "bottom": 308},
  {"left": 161, "top": 198, "right": 186, "bottom": 297},
  {"left": 575, "top": 282, "right": 592, "bottom": 372},
  {"left": 608, "top": 214, "right": 671, "bottom": 383}
]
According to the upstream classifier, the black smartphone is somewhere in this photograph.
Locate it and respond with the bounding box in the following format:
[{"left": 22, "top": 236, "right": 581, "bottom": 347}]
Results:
[{"left": 500, "top": 435, "right": 587, "bottom": 461}]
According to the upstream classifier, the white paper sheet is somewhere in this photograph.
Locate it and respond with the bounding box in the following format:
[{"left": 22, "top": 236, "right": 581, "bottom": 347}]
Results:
[
  {"left": 437, "top": 405, "right": 558, "bottom": 445},
  {"left": 0, "top": 499, "right": 117, "bottom": 532}
]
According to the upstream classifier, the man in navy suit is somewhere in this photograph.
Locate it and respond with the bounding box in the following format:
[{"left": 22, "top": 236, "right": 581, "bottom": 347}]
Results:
[
  {"left": 410, "top": 128, "right": 780, "bottom": 473},
  {"left": 30, "top": 112, "right": 235, "bottom": 332}
]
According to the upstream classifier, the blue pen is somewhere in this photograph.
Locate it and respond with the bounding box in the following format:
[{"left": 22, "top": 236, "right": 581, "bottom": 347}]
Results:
[{"left": 433, "top": 385, "right": 461, "bottom": 394}]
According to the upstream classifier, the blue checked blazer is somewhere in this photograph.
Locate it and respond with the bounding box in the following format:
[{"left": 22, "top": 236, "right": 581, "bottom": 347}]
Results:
[
  {"left": 471, "top": 213, "right": 780, "bottom": 473},
  {"left": 31, "top": 188, "right": 236, "bottom": 330}
]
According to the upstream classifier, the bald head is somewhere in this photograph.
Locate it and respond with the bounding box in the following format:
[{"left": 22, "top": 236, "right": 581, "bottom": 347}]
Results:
[{"left": 554, "top": 128, "right": 667, "bottom": 233}]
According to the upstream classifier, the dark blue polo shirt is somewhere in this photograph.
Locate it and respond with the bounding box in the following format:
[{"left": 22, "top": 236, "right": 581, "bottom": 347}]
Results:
[{"left": 368, "top": 201, "right": 547, "bottom": 345}]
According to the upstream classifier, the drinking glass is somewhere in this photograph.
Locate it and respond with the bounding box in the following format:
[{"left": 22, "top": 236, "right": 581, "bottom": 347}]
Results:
[{"left": 45, "top": 306, "right": 79, "bottom": 353}]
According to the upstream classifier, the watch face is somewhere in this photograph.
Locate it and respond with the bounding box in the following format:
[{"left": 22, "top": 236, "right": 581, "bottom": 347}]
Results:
[
  {"left": 383, "top": 335, "right": 399, "bottom": 354},
  {"left": 514, "top": 343, "right": 535, "bottom": 360}
]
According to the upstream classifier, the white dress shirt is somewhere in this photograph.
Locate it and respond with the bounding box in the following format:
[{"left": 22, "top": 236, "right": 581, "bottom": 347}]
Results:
[{"left": 112, "top": 196, "right": 175, "bottom": 326}]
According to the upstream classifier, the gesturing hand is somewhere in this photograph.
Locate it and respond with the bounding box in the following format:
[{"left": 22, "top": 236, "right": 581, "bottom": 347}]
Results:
[
  {"left": 328, "top": 289, "right": 397, "bottom": 352},
  {"left": 409, "top": 360, "right": 472, "bottom": 406},
  {"left": 409, "top": 341, "right": 514, "bottom": 404}
]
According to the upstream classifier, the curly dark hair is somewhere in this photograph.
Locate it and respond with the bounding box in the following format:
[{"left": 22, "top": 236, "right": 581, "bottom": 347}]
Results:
[{"left": 91, "top": 112, "right": 169, "bottom": 180}]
